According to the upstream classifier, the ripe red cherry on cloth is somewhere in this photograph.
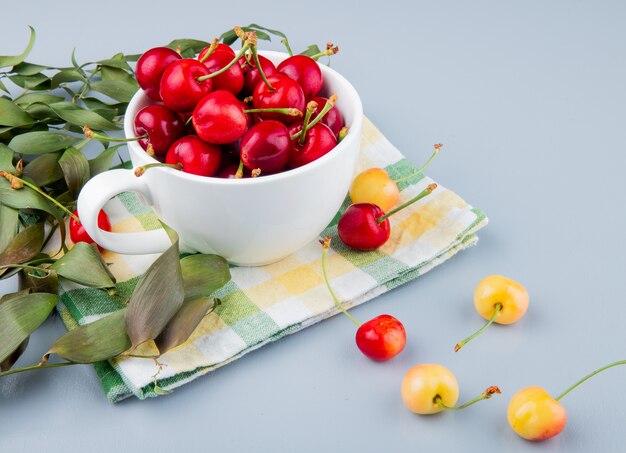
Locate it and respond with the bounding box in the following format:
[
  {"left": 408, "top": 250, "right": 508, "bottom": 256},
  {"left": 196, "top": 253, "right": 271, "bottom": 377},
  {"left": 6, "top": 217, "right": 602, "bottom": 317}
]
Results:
[
  {"left": 240, "top": 54, "right": 277, "bottom": 95},
  {"left": 159, "top": 59, "right": 212, "bottom": 112},
  {"left": 69, "top": 209, "right": 111, "bottom": 251},
  {"left": 165, "top": 136, "right": 221, "bottom": 177},
  {"left": 288, "top": 122, "right": 337, "bottom": 168},
  {"left": 311, "top": 96, "right": 344, "bottom": 136},
  {"left": 135, "top": 47, "right": 181, "bottom": 101},
  {"left": 240, "top": 120, "right": 290, "bottom": 174},
  {"left": 134, "top": 104, "right": 185, "bottom": 158},
  {"left": 338, "top": 204, "right": 391, "bottom": 251},
  {"left": 277, "top": 55, "right": 323, "bottom": 99},
  {"left": 356, "top": 314, "right": 406, "bottom": 361},
  {"left": 192, "top": 90, "right": 248, "bottom": 144},
  {"left": 202, "top": 50, "right": 244, "bottom": 95},
  {"left": 252, "top": 74, "right": 305, "bottom": 124}
]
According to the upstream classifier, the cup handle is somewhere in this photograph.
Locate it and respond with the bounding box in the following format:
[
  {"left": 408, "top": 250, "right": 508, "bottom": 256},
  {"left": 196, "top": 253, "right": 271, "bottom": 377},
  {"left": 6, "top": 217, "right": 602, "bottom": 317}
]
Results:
[{"left": 77, "top": 169, "right": 172, "bottom": 255}]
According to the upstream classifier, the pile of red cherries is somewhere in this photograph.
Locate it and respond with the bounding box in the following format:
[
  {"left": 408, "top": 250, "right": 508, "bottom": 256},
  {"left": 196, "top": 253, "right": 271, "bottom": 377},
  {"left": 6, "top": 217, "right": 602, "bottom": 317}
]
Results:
[{"left": 132, "top": 28, "right": 345, "bottom": 178}]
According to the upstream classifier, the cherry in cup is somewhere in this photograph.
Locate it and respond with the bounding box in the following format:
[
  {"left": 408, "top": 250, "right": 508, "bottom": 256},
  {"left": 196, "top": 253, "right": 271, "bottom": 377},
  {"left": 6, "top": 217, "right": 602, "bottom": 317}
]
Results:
[
  {"left": 277, "top": 54, "right": 323, "bottom": 99},
  {"left": 133, "top": 105, "right": 185, "bottom": 158},
  {"left": 240, "top": 54, "right": 277, "bottom": 96},
  {"left": 135, "top": 47, "right": 181, "bottom": 101},
  {"left": 165, "top": 136, "right": 222, "bottom": 177},
  {"left": 69, "top": 209, "right": 111, "bottom": 251},
  {"left": 159, "top": 58, "right": 213, "bottom": 112},
  {"left": 201, "top": 49, "right": 245, "bottom": 95},
  {"left": 252, "top": 74, "right": 306, "bottom": 124},
  {"left": 240, "top": 120, "right": 291, "bottom": 174},
  {"left": 311, "top": 96, "right": 344, "bottom": 137}
]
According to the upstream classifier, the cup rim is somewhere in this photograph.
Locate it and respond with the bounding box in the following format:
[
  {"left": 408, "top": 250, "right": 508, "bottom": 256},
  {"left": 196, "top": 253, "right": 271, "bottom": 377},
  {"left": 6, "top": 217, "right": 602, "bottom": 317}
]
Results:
[{"left": 124, "top": 50, "right": 363, "bottom": 186}]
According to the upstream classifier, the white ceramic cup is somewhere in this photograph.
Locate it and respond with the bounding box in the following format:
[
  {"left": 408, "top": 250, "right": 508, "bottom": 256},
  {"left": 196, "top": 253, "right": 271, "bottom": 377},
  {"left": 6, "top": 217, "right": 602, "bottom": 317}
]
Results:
[{"left": 77, "top": 51, "right": 363, "bottom": 266}]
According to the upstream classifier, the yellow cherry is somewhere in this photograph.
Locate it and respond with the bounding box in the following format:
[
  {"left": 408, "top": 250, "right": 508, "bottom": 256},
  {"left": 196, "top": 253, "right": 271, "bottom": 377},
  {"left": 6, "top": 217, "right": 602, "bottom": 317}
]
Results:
[
  {"left": 349, "top": 168, "right": 400, "bottom": 212},
  {"left": 401, "top": 364, "right": 459, "bottom": 414},
  {"left": 455, "top": 274, "right": 529, "bottom": 351},
  {"left": 507, "top": 386, "right": 567, "bottom": 441}
]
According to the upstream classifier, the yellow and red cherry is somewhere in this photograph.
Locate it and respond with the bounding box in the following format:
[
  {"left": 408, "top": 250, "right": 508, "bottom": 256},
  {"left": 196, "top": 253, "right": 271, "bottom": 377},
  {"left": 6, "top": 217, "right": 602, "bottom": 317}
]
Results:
[
  {"left": 135, "top": 47, "right": 181, "bottom": 101},
  {"left": 311, "top": 95, "right": 344, "bottom": 136},
  {"left": 240, "top": 120, "right": 290, "bottom": 174},
  {"left": 508, "top": 360, "right": 626, "bottom": 441},
  {"left": 202, "top": 49, "right": 244, "bottom": 95},
  {"left": 165, "top": 136, "right": 221, "bottom": 177},
  {"left": 401, "top": 364, "right": 500, "bottom": 415},
  {"left": 159, "top": 58, "right": 212, "bottom": 112},
  {"left": 277, "top": 54, "right": 323, "bottom": 99},
  {"left": 454, "top": 275, "right": 529, "bottom": 352},
  {"left": 338, "top": 184, "right": 437, "bottom": 251},
  {"left": 133, "top": 104, "right": 185, "bottom": 158},
  {"left": 320, "top": 236, "right": 406, "bottom": 361},
  {"left": 69, "top": 209, "right": 111, "bottom": 251},
  {"left": 252, "top": 74, "right": 306, "bottom": 124}
]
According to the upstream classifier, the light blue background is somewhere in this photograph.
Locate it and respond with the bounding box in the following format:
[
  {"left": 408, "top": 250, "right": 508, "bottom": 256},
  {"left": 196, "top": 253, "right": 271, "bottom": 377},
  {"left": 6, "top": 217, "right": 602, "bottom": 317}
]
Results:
[{"left": 1, "top": 1, "right": 625, "bottom": 451}]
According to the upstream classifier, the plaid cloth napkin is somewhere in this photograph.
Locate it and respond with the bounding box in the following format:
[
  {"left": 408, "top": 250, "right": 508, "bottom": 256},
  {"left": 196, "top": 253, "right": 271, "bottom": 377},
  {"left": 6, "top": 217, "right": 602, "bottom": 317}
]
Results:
[{"left": 56, "top": 117, "right": 487, "bottom": 402}]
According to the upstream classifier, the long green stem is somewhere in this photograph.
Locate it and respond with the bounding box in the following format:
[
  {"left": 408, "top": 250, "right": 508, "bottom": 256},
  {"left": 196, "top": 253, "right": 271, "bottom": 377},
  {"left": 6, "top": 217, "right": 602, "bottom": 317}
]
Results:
[
  {"left": 321, "top": 238, "right": 360, "bottom": 326},
  {"left": 196, "top": 43, "right": 250, "bottom": 82},
  {"left": 134, "top": 162, "right": 183, "bottom": 177},
  {"left": 394, "top": 144, "right": 442, "bottom": 184},
  {"left": 454, "top": 303, "right": 503, "bottom": 352},
  {"left": 251, "top": 44, "right": 274, "bottom": 91},
  {"left": 290, "top": 97, "right": 336, "bottom": 141},
  {"left": 0, "top": 361, "right": 78, "bottom": 378},
  {"left": 377, "top": 183, "right": 437, "bottom": 224},
  {"left": 244, "top": 107, "right": 302, "bottom": 117},
  {"left": 556, "top": 360, "right": 626, "bottom": 401},
  {"left": 435, "top": 386, "right": 501, "bottom": 410},
  {"left": 5, "top": 175, "right": 78, "bottom": 221}
]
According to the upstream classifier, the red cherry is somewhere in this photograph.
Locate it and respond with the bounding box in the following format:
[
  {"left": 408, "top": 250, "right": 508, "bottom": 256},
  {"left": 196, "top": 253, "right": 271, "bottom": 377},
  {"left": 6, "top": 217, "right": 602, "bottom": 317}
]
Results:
[
  {"left": 202, "top": 50, "right": 244, "bottom": 95},
  {"left": 240, "top": 120, "right": 290, "bottom": 174},
  {"left": 198, "top": 43, "right": 235, "bottom": 60},
  {"left": 288, "top": 122, "right": 337, "bottom": 168},
  {"left": 136, "top": 47, "right": 181, "bottom": 101},
  {"left": 216, "top": 162, "right": 251, "bottom": 179},
  {"left": 165, "top": 136, "right": 221, "bottom": 177},
  {"left": 311, "top": 96, "right": 344, "bottom": 136},
  {"left": 134, "top": 105, "right": 185, "bottom": 158},
  {"left": 160, "top": 59, "right": 212, "bottom": 112},
  {"left": 338, "top": 204, "right": 391, "bottom": 251},
  {"left": 69, "top": 209, "right": 111, "bottom": 251},
  {"left": 252, "top": 74, "right": 305, "bottom": 124},
  {"left": 192, "top": 91, "right": 248, "bottom": 144},
  {"left": 355, "top": 314, "right": 406, "bottom": 361},
  {"left": 240, "top": 54, "right": 277, "bottom": 95},
  {"left": 277, "top": 55, "right": 323, "bottom": 99}
]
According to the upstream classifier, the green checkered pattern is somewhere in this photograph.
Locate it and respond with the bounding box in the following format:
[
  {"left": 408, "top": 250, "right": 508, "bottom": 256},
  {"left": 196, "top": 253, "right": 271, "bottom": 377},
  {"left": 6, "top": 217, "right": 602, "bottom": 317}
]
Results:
[{"left": 56, "top": 117, "right": 487, "bottom": 402}]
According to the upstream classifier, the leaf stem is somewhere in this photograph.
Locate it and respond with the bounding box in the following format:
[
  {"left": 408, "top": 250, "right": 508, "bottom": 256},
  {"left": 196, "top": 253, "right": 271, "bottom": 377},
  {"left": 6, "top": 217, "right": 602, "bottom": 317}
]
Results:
[
  {"left": 434, "top": 386, "right": 501, "bottom": 410},
  {"left": 394, "top": 144, "right": 443, "bottom": 184},
  {"left": 3, "top": 174, "right": 78, "bottom": 221},
  {"left": 0, "top": 361, "right": 78, "bottom": 378},
  {"left": 281, "top": 38, "right": 293, "bottom": 56},
  {"left": 454, "top": 303, "right": 503, "bottom": 352},
  {"left": 377, "top": 183, "right": 437, "bottom": 224},
  {"left": 320, "top": 237, "right": 360, "bottom": 327},
  {"left": 555, "top": 360, "right": 626, "bottom": 401}
]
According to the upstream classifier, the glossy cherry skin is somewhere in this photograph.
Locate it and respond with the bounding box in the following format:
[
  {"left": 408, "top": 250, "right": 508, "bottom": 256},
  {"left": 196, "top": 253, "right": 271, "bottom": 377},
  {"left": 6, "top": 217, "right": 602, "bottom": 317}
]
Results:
[
  {"left": 134, "top": 105, "right": 185, "bottom": 158},
  {"left": 252, "top": 74, "right": 305, "bottom": 124},
  {"left": 159, "top": 59, "right": 212, "bottom": 112},
  {"left": 165, "top": 136, "right": 221, "bottom": 177},
  {"left": 508, "top": 387, "right": 567, "bottom": 441},
  {"left": 198, "top": 43, "right": 235, "bottom": 60},
  {"left": 338, "top": 204, "right": 391, "bottom": 251},
  {"left": 356, "top": 314, "right": 406, "bottom": 361},
  {"left": 135, "top": 47, "right": 181, "bottom": 101},
  {"left": 192, "top": 91, "right": 248, "bottom": 144},
  {"left": 311, "top": 96, "right": 344, "bottom": 136},
  {"left": 69, "top": 209, "right": 111, "bottom": 251},
  {"left": 288, "top": 122, "right": 337, "bottom": 168},
  {"left": 240, "top": 120, "right": 290, "bottom": 174},
  {"left": 240, "top": 54, "right": 277, "bottom": 95},
  {"left": 277, "top": 55, "right": 323, "bottom": 99},
  {"left": 202, "top": 50, "right": 244, "bottom": 95}
]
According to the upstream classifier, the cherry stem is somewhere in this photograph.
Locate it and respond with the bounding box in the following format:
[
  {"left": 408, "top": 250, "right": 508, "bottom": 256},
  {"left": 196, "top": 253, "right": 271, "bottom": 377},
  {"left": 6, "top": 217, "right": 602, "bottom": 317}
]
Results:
[
  {"left": 434, "top": 386, "right": 501, "bottom": 410},
  {"left": 555, "top": 360, "right": 626, "bottom": 401},
  {"left": 235, "top": 160, "right": 244, "bottom": 178},
  {"left": 338, "top": 127, "right": 349, "bottom": 142},
  {"left": 394, "top": 144, "right": 443, "bottom": 184},
  {"left": 297, "top": 101, "right": 318, "bottom": 145},
  {"left": 320, "top": 237, "right": 361, "bottom": 327},
  {"left": 196, "top": 43, "right": 251, "bottom": 82},
  {"left": 309, "top": 43, "right": 340, "bottom": 61},
  {"left": 83, "top": 126, "right": 147, "bottom": 143},
  {"left": 0, "top": 361, "right": 78, "bottom": 378},
  {"left": 454, "top": 303, "right": 503, "bottom": 352},
  {"left": 198, "top": 38, "right": 219, "bottom": 63},
  {"left": 376, "top": 183, "right": 437, "bottom": 223},
  {"left": 281, "top": 38, "right": 293, "bottom": 56},
  {"left": 243, "top": 107, "right": 302, "bottom": 117},
  {"left": 134, "top": 162, "right": 183, "bottom": 177},
  {"left": 290, "top": 96, "right": 336, "bottom": 141},
  {"left": 250, "top": 44, "right": 274, "bottom": 91}
]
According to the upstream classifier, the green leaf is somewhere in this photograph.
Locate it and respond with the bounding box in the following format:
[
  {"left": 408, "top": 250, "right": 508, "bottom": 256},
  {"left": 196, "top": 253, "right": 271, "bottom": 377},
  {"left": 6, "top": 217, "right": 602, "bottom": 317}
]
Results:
[
  {"left": 50, "top": 68, "right": 88, "bottom": 88},
  {"left": 96, "top": 57, "right": 132, "bottom": 72},
  {"left": 9, "top": 73, "right": 50, "bottom": 90},
  {"left": 58, "top": 147, "right": 90, "bottom": 198},
  {"left": 0, "top": 26, "right": 36, "bottom": 69},
  {"left": 20, "top": 267, "right": 58, "bottom": 294},
  {"left": 11, "top": 62, "right": 50, "bottom": 76},
  {"left": 46, "top": 309, "right": 131, "bottom": 363},
  {"left": 0, "top": 292, "right": 57, "bottom": 364},
  {"left": 88, "top": 144, "right": 120, "bottom": 176},
  {"left": 155, "top": 297, "right": 218, "bottom": 354},
  {"left": 14, "top": 93, "right": 65, "bottom": 108},
  {"left": 0, "top": 98, "right": 35, "bottom": 127},
  {"left": 0, "top": 204, "right": 19, "bottom": 254},
  {"left": 218, "top": 25, "right": 273, "bottom": 45},
  {"left": 0, "top": 144, "right": 16, "bottom": 172},
  {"left": 8, "top": 131, "right": 82, "bottom": 154},
  {"left": 23, "top": 152, "right": 64, "bottom": 186},
  {"left": 247, "top": 23, "right": 287, "bottom": 39},
  {"left": 299, "top": 44, "right": 322, "bottom": 57},
  {"left": 48, "top": 102, "right": 119, "bottom": 130},
  {"left": 1, "top": 337, "right": 29, "bottom": 372},
  {"left": 180, "top": 254, "right": 231, "bottom": 301},
  {"left": 0, "top": 79, "right": 8, "bottom": 94},
  {"left": 0, "top": 222, "right": 45, "bottom": 269},
  {"left": 125, "top": 231, "right": 184, "bottom": 348},
  {"left": 165, "top": 38, "right": 209, "bottom": 55},
  {"left": 90, "top": 79, "right": 138, "bottom": 103},
  {"left": 50, "top": 242, "right": 115, "bottom": 288}
]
